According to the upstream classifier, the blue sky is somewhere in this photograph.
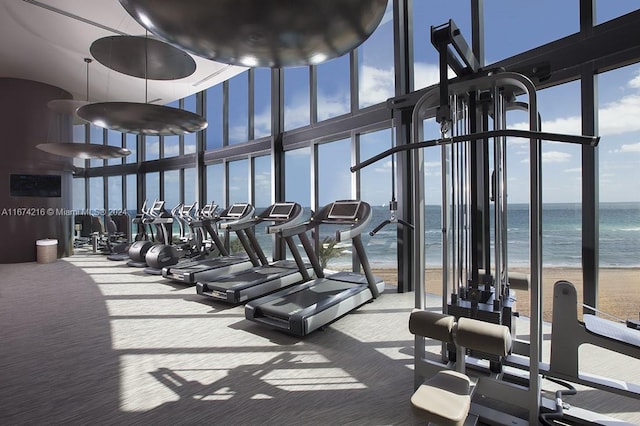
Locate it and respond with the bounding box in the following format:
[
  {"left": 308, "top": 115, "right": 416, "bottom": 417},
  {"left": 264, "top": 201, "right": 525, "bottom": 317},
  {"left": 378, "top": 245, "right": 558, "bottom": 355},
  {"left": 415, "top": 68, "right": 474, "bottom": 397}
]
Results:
[
  {"left": 311, "top": 1, "right": 640, "bottom": 206},
  {"left": 89, "top": 1, "right": 639, "bottom": 211}
]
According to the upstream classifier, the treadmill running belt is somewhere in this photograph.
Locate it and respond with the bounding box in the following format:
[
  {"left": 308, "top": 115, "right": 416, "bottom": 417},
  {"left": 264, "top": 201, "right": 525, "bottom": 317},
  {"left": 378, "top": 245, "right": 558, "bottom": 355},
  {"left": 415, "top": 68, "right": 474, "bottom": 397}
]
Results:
[{"left": 259, "top": 279, "right": 365, "bottom": 319}]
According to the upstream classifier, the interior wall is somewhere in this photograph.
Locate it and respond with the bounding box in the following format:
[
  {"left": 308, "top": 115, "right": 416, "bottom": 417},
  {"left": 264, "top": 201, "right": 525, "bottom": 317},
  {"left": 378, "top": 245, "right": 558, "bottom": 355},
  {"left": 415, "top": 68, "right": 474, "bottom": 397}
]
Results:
[{"left": 0, "top": 78, "right": 74, "bottom": 263}]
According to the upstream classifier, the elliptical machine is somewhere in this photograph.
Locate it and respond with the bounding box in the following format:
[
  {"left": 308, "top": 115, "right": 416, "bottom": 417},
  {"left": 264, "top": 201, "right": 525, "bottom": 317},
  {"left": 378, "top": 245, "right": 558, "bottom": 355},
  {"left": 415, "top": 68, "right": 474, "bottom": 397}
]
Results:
[
  {"left": 127, "top": 200, "right": 170, "bottom": 268},
  {"left": 142, "top": 203, "right": 182, "bottom": 275}
]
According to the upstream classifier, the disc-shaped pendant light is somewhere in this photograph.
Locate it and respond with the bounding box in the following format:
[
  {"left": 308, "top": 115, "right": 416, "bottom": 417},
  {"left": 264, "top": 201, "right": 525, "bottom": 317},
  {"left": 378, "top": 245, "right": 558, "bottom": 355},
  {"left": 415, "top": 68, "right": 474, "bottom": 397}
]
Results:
[
  {"left": 77, "top": 35, "right": 207, "bottom": 135},
  {"left": 90, "top": 35, "right": 196, "bottom": 80},
  {"left": 47, "top": 57, "right": 93, "bottom": 124},
  {"left": 77, "top": 102, "right": 207, "bottom": 135},
  {"left": 37, "top": 142, "right": 132, "bottom": 159},
  {"left": 118, "top": 0, "right": 388, "bottom": 67}
]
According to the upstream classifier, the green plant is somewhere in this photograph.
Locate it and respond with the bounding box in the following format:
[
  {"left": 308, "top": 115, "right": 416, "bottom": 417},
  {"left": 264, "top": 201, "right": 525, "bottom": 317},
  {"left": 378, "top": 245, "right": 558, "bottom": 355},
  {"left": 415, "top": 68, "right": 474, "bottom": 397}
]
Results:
[{"left": 318, "top": 236, "right": 344, "bottom": 269}]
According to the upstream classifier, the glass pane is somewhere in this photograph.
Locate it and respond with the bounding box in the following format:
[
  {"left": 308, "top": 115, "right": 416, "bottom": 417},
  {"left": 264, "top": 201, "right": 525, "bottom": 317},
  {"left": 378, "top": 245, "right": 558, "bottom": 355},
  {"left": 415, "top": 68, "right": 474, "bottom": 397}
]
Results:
[
  {"left": 73, "top": 124, "right": 85, "bottom": 168},
  {"left": 284, "top": 66, "right": 310, "bottom": 131},
  {"left": 89, "top": 176, "right": 104, "bottom": 213},
  {"left": 597, "top": 64, "right": 640, "bottom": 321},
  {"left": 206, "top": 163, "right": 225, "bottom": 207},
  {"left": 229, "top": 71, "right": 249, "bottom": 145},
  {"left": 125, "top": 174, "right": 137, "bottom": 214},
  {"left": 184, "top": 132, "right": 196, "bottom": 154},
  {"left": 183, "top": 168, "right": 196, "bottom": 205},
  {"left": 422, "top": 118, "right": 445, "bottom": 297},
  {"left": 359, "top": 128, "right": 397, "bottom": 285},
  {"left": 413, "top": 1, "right": 470, "bottom": 90},
  {"left": 72, "top": 177, "right": 85, "bottom": 211},
  {"left": 163, "top": 169, "right": 181, "bottom": 210},
  {"left": 317, "top": 55, "right": 350, "bottom": 120},
  {"left": 317, "top": 138, "right": 351, "bottom": 206},
  {"left": 164, "top": 135, "right": 180, "bottom": 157},
  {"left": 206, "top": 84, "right": 224, "bottom": 150},
  {"left": 107, "top": 176, "right": 122, "bottom": 212},
  {"left": 358, "top": 0, "right": 394, "bottom": 108},
  {"left": 145, "top": 135, "right": 160, "bottom": 161},
  {"left": 107, "top": 129, "right": 122, "bottom": 166},
  {"left": 89, "top": 125, "right": 104, "bottom": 168},
  {"left": 164, "top": 169, "right": 181, "bottom": 237},
  {"left": 484, "top": 1, "right": 578, "bottom": 63},
  {"left": 596, "top": 2, "right": 639, "bottom": 24},
  {"left": 284, "top": 147, "right": 310, "bottom": 208},
  {"left": 73, "top": 124, "right": 85, "bottom": 143},
  {"left": 253, "top": 155, "right": 271, "bottom": 209},
  {"left": 145, "top": 172, "right": 160, "bottom": 205},
  {"left": 254, "top": 68, "right": 271, "bottom": 139},
  {"left": 317, "top": 138, "right": 352, "bottom": 271},
  {"left": 125, "top": 133, "right": 137, "bottom": 164},
  {"left": 228, "top": 159, "right": 249, "bottom": 205},
  {"left": 183, "top": 94, "right": 196, "bottom": 112}
]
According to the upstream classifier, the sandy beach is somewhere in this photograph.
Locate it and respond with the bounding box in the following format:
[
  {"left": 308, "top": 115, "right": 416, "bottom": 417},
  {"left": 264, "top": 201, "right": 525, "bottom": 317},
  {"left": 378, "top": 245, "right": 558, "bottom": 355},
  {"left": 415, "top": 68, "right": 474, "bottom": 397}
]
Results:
[{"left": 373, "top": 267, "right": 640, "bottom": 323}]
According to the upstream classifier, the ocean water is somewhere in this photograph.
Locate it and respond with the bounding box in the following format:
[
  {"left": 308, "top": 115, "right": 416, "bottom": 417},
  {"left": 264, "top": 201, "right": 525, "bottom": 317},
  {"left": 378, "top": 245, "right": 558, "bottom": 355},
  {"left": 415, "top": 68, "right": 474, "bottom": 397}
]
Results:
[
  {"left": 129, "top": 202, "right": 640, "bottom": 269},
  {"left": 303, "top": 202, "right": 640, "bottom": 269}
]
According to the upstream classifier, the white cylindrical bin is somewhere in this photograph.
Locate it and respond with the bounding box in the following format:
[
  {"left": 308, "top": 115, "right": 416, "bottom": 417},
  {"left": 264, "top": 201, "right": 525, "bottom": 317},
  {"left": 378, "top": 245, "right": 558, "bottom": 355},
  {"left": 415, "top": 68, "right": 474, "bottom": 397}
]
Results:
[{"left": 36, "top": 239, "right": 58, "bottom": 264}]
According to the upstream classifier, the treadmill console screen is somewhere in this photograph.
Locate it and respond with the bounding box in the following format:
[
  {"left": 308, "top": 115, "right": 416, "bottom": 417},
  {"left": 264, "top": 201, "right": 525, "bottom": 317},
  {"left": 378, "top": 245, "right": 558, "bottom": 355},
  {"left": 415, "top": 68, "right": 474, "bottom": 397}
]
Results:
[
  {"left": 269, "top": 203, "right": 295, "bottom": 218},
  {"left": 227, "top": 203, "right": 249, "bottom": 217},
  {"left": 327, "top": 201, "right": 361, "bottom": 220},
  {"left": 150, "top": 200, "right": 165, "bottom": 214}
]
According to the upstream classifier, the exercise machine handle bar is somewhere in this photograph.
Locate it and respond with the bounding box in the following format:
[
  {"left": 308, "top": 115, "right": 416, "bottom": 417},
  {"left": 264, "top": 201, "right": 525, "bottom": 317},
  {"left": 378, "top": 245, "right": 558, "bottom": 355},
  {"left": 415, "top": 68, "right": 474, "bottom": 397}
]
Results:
[{"left": 351, "top": 128, "right": 599, "bottom": 174}]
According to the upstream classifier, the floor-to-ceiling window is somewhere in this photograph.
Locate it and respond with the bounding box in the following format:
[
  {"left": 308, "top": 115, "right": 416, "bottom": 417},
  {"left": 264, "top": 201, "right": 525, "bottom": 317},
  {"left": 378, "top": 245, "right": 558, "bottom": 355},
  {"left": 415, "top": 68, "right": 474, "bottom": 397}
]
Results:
[
  {"left": 597, "top": 64, "right": 640, "bottom": 320},
  {"left": 357, "top": 1, "right": 394, "bottom": 108}
]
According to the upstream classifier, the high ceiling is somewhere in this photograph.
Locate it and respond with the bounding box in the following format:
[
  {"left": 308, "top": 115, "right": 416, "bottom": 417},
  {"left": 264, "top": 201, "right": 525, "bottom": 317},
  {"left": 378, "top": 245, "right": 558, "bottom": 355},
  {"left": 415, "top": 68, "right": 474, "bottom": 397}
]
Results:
[{"left": 0, "top": 0, "right": 246, "bottom": 104}]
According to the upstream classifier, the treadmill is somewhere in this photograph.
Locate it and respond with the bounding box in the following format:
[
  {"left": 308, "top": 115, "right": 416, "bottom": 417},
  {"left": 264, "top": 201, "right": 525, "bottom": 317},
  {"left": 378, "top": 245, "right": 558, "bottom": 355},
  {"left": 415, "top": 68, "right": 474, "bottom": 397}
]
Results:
[
  {"left": 245, "top": 200, "right": 385, "bottom": 336},
  {"left": 161, "top": 203, "right": 258, "bottom": 284},
  {"left": 196, "top": 202, "right": 314, "bottom": 304}
]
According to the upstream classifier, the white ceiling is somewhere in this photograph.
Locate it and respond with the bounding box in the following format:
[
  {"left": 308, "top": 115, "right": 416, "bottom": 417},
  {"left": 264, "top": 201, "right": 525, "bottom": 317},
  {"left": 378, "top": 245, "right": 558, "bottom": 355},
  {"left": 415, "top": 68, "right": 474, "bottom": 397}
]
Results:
[{"left": 0, "top": 0, "right": 246, "bottom": 104}]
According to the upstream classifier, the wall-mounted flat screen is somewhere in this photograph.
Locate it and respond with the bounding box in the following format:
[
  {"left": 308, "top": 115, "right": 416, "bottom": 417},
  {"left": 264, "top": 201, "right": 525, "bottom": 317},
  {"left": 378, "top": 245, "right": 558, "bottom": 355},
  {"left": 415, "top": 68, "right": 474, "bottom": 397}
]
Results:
[
  {"left": 10, "top": 174, "right": 61, "bottom": 197},
  {"left": 327, "top": 200, "right": 361, "bottom": 220}
]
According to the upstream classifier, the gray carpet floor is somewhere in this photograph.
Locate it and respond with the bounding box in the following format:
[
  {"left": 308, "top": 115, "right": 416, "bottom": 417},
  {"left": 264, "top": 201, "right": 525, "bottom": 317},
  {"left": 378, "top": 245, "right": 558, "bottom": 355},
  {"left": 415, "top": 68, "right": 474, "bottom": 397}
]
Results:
[
  {"left": 1, "top": 252, "right": 639, "bottom": 425},
  {"left": 1, "top": 253, "right": 424, "bottom": 425}
]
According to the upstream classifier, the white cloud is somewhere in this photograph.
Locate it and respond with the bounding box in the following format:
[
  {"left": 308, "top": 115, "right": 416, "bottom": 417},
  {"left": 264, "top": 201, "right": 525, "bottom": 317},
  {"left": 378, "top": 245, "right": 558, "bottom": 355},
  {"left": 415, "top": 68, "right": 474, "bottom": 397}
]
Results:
[
  {"left": 598, "top": 93, "right": 640, "bottom": 135},
  {"left": 317, "top": 92, "right": 350, "bottom": 121},
  {"left": 359, "top": 65, "right": 394, "bottom": 107},
  {"left": 413, "top": 62, "right": 441, "bottom": 90},
  {"left": 542, "top": 151, "right": 572, "bottom": 163},
  {"left": 617, "top": 142, "right": 640, "bottom": 153},
  {"left": 629, "top": 71, "right": 640, "bottom": 89},
  {"left": 373, "top": 160, "right": 393, "bottom": 173}
]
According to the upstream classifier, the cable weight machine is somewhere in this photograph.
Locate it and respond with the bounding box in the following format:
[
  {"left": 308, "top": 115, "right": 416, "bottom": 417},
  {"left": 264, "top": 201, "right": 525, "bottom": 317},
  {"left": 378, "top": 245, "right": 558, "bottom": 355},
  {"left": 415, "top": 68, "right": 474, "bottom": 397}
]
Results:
[{"left": 352, "top": 19, "right": 599, "bottom": 424}]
